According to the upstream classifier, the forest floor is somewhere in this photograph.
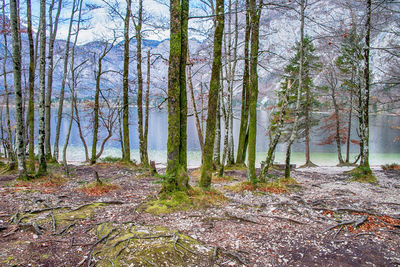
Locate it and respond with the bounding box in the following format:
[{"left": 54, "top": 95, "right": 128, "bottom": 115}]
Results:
[{"left": 0, "top": 161, "right": 399, "bottom": 266}]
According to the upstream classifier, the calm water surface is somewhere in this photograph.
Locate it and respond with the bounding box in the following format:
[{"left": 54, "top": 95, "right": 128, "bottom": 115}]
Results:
[{"left": 39, "top": 107, "right": 400, "bottom": 166}]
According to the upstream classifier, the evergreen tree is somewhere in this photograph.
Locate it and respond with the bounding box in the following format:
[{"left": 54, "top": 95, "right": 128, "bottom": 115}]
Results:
[{"left": 279, "top": 36, "right": 321, "bottom": 156}]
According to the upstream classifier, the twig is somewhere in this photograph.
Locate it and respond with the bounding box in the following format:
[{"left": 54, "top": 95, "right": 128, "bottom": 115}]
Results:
[
  {"left": 53, "top": 223, "right": 76, "bottom": 236},
  {"left": 260, "top": 214, "right": 305, "bottom": 225},
  {"left": 141, "top": 256, "right": 158, "bottom": 266}
]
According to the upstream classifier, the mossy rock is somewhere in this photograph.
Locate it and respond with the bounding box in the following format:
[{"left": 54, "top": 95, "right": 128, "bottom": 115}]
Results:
[{"left": 93, "top": 224, "right": 213, "bottom": 266}]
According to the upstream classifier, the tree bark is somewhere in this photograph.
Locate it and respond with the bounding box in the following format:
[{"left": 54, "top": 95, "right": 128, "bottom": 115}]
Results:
[
  {"left": 122, "top": 0, "right": 131, "bottom": 162},
  {"left": 199, "top": 0, "right": 224, "bottom": 189},
  {"left": 236, "top": 0, "right": 250, "bottom": 164},
  {"left": 164, "top": 0, "right": 190, "bottom": 192},
  {"left": 188, "top": 55, "right": 204, "bottom": 152},
  {"left": 360, "top": 0, "right": 371, "bottom": 170},
  {"left": 45, "top": 0, "right": 62, "bottom": 160},
  {"left": 144, "top": 50, "right": 151, "bottom": 162},
  {"left": 53, "top": 0, "right": 76, "bottom": 162},
  {"left": 26, "top": 0, "right": 35, "bottom": 172},
  {"left": 2, "top": 0, "right": 15, "bottom": 170},
  {"left": 136, "top": 0, "right": 149, "bottom": 166},
  {"left": 37, "top": 0, "right": 47, "bottom": 175},
  {"left": 91, "top": 42, "right": 114, "bottom": 164},
  {"left": 10, "top": 0, "right": 27, "bottom": 178},
  {"left": 248, "top": 0, "right": 262, "bottom": 183}
]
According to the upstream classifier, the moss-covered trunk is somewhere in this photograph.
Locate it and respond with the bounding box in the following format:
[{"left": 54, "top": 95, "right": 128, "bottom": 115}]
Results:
[
  {"left": 247, "top": 0, "right": 262, "bottom": 183},
  {"left": 236, "top": 0, "right": 250, "bottom": 165},
  {"left": 199, "top": 0, "right": 224, "bottom": 189},
  {"left": 26, "top": 0, "right": 35, "bottom": 172},
  {"left": 10, "top": 0, "right": 27, "bottom": 178},
  {"left": 165, "top": 0, "right": 190, "bottom": 192},
  {"left": 122, "top": 0, "right": 131, "bottom": 163}
]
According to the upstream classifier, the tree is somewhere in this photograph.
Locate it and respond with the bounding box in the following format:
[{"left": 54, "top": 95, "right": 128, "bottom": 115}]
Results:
[
  {"left": 45, "top": 0, "right": 62, "bottom": 160},
  {"left": 10, "top": 0, "right": 27, "bottom": 179},
  {"left": 90, "top": 40, "right": 115, "bottom": 165},
  {"left": 359, "top": 0, "right": 371, "bottom": 170},
  {"left": 236, "top": 0, "right": 250, "bottom": 165},
  {"left": 282, "top": 36, "right": 321, "bottom": 167},
  {"left": 2, "top": 0, "right": 15, "bottom": 170},
  {"left": 247, "top": 0, "right": 262, "bottom": 183},
  {"left": 134, "top": 0, "right": 149, "bottom": 167},
  {"left": 37, "top": 0, "right": 47, "bottom": 176},
  {"left": 122, "top": 0, "right": 131, "bottom": 162},
  {"left": 26, "top": 0, "right": 35, "bottom": 172},
  {"left": 53, "top": 0, "right": 77, "bottom": 162},
  {"left": 284, "top": 0, "right": 305, "bottom": 179},
  {"left": 199, "top": 0, "right": 224, "bottom": 190},
  {"left": 164, "top": 0, "right": 189, "bottom": 192}
]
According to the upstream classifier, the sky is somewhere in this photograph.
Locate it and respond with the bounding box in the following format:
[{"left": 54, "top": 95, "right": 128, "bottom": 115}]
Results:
[{"left": 25, "top": 0, "right": 211, "bottom": 45}]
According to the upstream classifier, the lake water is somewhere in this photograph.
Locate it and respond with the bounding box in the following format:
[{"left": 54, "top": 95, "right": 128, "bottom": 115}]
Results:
[{"left": 41, "top": 107, "right": 400, "bottom": 166}]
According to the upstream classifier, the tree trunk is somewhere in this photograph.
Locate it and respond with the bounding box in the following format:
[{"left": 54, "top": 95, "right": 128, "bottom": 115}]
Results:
[
  {"left": 2, "top": 1, "right": 15, "bottom": 170},
  {"left": 248, "top": 0, "right": 262, "bottom": 183},
  {"left": 236, "top": 0, "right": 250, "bottom": 164},
  {"left": 45, "top": 0, "right": 62, "bottom": 160},
  {"left": 188, "top": 55, "right": 204, "bottom": 152},
  {"left": 63, "top": 89, "right": 75, "bottom": 176},
  {"left": 345, "top": 87, "right": 353, "bottom": 163},
  {"left": 285, "top": 0, "right": 305, "bottom": 179},
  {"left": 26, "top": 0, "right": 35, "bottom": 172},
  {"left": 53, "top": 0, "right": 76, "bottom": 162},
  {"left": 199, "top": 0, "right": 224, "bottom": 189},
  {"left": 213, "top": 91, "right": 221, "bottom": 167},
  {"left": 144, "top": 50, "right": 151, "bottom": 162},
  {"left": 10, "top": 0, "right": 27, "bottom": 178},
  {"left": 164, "top": 0, "right": 190, "bottom": 192},
  {"left": 331, "top": 78, "right": 344, "bottom": 164},
  {"left": 37, "top": 0, "right": 47, "bottom": 176},
  {"left": 136, "top": 0, "right": 148, "bottom": 166},
  {"left": 360, "top": 0, "right": 371, "bottom": 170},
  {"left": 122, "top": 0, "right": 131, "bottom": 162},
  {"left": 302, "top": 74, "right": 317, "bottom": 167},
  {"left": 259, "top": 80, "right": 291, "bottom": 181},
  {"left": 91, "top": 57, "right": 101, "bottom": 165}
]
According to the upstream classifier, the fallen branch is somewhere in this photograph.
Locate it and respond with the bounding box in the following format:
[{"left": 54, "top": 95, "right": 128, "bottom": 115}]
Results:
[
  {"left": 260, "top": 214, "right": 305, "bottom": 225},
  {"left": 53, "top": 223, "right": 76, "bottom": 236}
]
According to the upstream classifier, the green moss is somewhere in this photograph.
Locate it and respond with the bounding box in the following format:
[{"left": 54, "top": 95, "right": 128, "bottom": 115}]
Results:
[
  {"left": 141, "top": 187, "right": 227, "bottom": 215},
  {"left": 224, "top": 163, "right": 247, "bottom": 171},
  {"left": 93, "top": 224, "right": 211, "bottom": 267},
  {"left": 144, "top": 191, "right": 192, "bottom": 215},
  {"left": 100, "top": 156, "right": 122, "bottom": 163},
  {"left": 348, "top": 166, "right": 377, "bottom": 184}
]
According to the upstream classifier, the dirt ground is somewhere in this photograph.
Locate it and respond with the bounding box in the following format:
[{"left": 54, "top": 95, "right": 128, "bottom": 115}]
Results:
[{"left": 0, "top": 162, "right": 399, "bottom": 266}]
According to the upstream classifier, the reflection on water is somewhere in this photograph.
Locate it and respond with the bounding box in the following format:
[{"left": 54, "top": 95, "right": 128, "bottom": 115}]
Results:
[{"left": 41, "top": 107, "right": 400, "bottom": 165}]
